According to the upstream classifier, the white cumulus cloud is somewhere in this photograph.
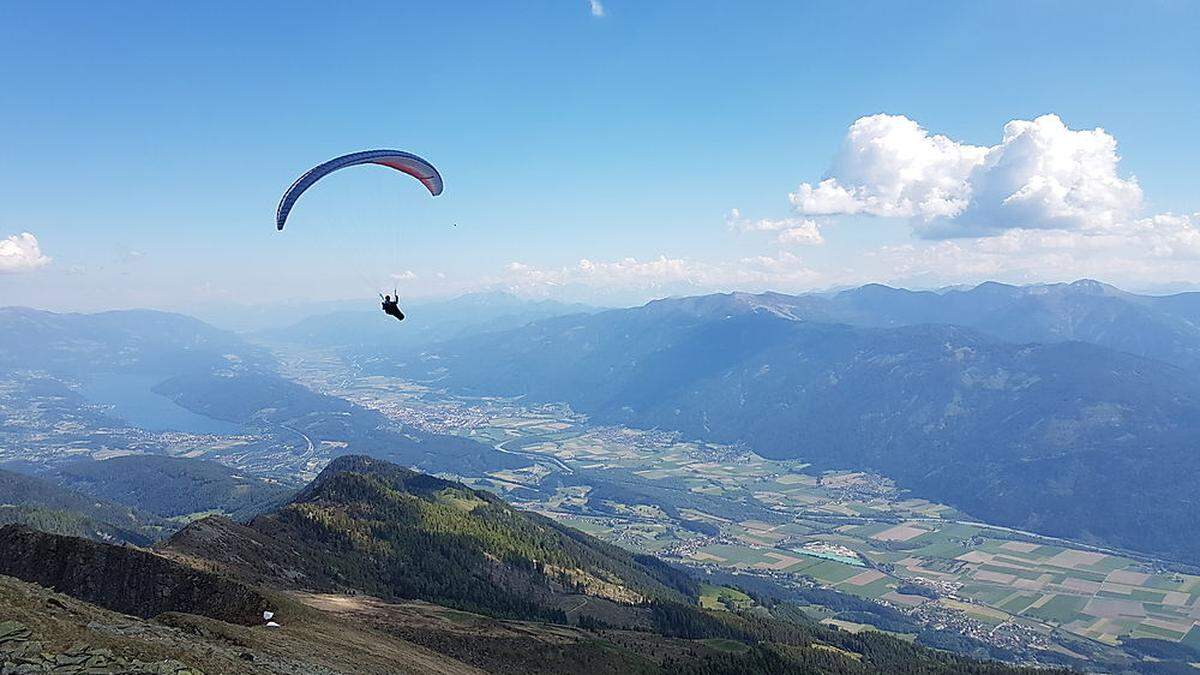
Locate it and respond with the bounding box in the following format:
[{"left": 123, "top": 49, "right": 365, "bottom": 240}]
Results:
[
  {"left": 588, "top": 0, "right": 605, "bottom": 17},
  {"left": 791, "top": 113, "right": 1143, "bottom": 239},
  {"left": 726, "top": 209, "right": 824, "bottom": 246},
  {"left": 0, "top": 232, "right": 51, "bottom": 273},
  {"left": 776, "top": 222, "right": 824, "bottom": 247},
  {"left": 790, "top": 114, "right": 986, "bottom": 221}
]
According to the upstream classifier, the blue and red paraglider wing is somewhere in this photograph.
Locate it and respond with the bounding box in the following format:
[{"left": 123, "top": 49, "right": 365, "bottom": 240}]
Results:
[{"left": 275, "top": 149, "right": 443, "bottom": 231}]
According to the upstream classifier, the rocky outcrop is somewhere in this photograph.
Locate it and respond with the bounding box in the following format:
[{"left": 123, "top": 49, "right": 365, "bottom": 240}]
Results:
[
  {"left": 0, "top": 620, "right": 200, "bottom": 674},
  {"left": 0, "top": 526, "right": 269, "bottom": 626}
]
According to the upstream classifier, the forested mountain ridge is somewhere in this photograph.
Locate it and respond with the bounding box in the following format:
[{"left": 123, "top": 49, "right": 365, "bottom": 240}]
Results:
[
  {"left": 0, "top": 468, "right": 170, "bottom": 545},
  {"left": 53, "top": 455, "right": 294, "bottom": 520},
  {"left": 164, "top": 455, "right": 698, "bottom": 622}
]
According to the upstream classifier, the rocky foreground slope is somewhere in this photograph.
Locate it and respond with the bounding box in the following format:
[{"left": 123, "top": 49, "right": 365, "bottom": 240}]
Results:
[{"left": 0, "top": 573, "right": 479, "bottom": 675}]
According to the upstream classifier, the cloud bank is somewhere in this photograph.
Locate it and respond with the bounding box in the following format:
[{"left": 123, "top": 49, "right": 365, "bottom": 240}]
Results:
[
  {"left": 502, "top": 252, "right": 821, "bottom": 301},
  {"left": 0, "top": 233, "right": 51, "bottom": 273}
]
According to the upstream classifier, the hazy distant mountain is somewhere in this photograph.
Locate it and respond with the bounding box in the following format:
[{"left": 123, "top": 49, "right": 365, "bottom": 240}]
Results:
[
  {"left": 189, "top": 297, "right": 364, "bottom": 333},
  {"left": 0, "top": 306, "right": 270, "bottom": 376},
  {"left": 386, "top": 282, "right": 1200, "bottom": 563},
  {"left": 54, "top": 455, "right": 294, "bottom": 521},
  {"left": 264, "top": 291, "right": 596, "bottom": 350},
  {"left": 696, "top": 280, "right": 1200, "bottom": 370}
]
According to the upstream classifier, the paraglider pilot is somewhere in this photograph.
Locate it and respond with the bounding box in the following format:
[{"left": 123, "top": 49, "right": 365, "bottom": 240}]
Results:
[{"left": 380, "top": 290, "right": 405, "bottom": 321}]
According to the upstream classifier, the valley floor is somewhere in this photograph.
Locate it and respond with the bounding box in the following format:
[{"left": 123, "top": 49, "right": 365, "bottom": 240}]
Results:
[{"left": 275, "top": 347, "right": 1200, "bottom": 665}]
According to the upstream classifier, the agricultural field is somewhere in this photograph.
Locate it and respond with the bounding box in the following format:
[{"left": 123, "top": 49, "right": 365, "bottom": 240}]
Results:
[{"left": 455, "top": 397, "right": 1200, "bottom": 654}]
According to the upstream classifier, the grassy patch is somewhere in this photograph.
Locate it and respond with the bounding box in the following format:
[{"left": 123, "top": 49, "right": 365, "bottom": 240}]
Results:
[
  {"left": 699, "top": 638, "right": 750, "bottom": 653},
  {"left": 1024, "top": 594, "right": 1087, "bottom": 624},
  {"left": 699, "top": 584, "right": 754, "bottom": 612},
  {"left": 998, "top": 593, "right": 1039, "bottom": 614}
]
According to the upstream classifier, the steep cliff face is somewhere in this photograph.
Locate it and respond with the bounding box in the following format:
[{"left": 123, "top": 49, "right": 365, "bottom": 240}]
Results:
[{"left": 0, "top": 525, "right": 269, "bottom": 625}]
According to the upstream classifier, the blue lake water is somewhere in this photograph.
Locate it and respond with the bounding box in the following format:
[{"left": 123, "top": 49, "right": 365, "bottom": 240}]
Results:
[{"left": 79, "top": 373, "right": 243, "bottom": 435}]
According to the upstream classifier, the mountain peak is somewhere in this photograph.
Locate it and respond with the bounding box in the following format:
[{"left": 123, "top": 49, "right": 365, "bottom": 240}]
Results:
[
  {"left": 164, "top": 455, "right": 699, "bottom": 623},
  {"left": 1025, "top": 278, "right": 1125, "bottom": 297},
  {"left": 292, "top": 454, "right": 459, "bottom": 505},
  {"left": 1066, "top": 278, "right": 1123, "bottom": 295},
  {"left": 970, "top": 280, "right": 1019, "bottom": 293}
]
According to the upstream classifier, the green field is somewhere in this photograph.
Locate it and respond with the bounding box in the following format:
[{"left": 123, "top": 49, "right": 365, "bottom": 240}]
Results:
[{"left": 699, "top": 584, "right": 754, "bottom": 611}]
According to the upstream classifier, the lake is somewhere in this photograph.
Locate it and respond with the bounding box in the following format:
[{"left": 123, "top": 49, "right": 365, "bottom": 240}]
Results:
[{"left": 79, "top": 373, "right": 243, "bottom": 435}]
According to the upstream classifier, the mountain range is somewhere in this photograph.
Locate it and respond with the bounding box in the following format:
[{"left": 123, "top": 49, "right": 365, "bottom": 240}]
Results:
[
  {"left": 0, "top": 306, "right": 271, "bottom": 377},
  {"left": 380, "top": 281, "right": 1200, "bottom": 564}
]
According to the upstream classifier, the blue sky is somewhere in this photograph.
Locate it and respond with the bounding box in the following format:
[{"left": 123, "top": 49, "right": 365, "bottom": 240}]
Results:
[{"left": 1, "top": 1, "right": 1198, "bottom": 310}]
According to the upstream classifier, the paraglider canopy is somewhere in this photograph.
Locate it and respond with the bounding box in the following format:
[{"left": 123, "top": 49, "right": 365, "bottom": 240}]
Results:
[{"left": 275, "top": 149, "right": 443, "bottom": 231}]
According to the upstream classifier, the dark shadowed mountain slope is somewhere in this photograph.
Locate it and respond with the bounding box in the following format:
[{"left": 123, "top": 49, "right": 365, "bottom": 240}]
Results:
[
  {"left": 0, "top": 524, "right": 269, "bottom": 624},
  {"left": 388, "top": 300, "right": 1200, "bottom": 563},
  {"left": 0, "top": 468, "right": 169, "bottom": 545},
  {"left": 53, "top": 455, "right": 294, "bottom": 520}
]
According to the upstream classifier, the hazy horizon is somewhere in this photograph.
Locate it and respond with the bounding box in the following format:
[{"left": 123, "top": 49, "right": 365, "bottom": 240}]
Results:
[{"left": 8, "top": 275, "right": 1200, "bottom": 319}]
